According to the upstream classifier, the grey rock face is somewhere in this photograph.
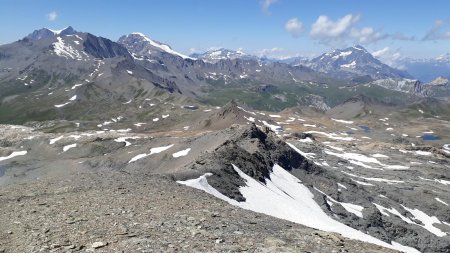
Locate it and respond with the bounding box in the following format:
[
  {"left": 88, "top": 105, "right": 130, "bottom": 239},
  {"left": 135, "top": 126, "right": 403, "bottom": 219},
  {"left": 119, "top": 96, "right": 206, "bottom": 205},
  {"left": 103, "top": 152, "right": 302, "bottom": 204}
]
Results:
[
  {"left": 185, "top": 123, "right": 322, "bottom": 201},
  {"left": 83, "top": 33, "right": 131, "bottom": 59},
  {"left": 371, "top": 78, "right": 424, "bottom": 95},
  {"left": 298, "top": 94, "right": 331, "bottom": 111}
]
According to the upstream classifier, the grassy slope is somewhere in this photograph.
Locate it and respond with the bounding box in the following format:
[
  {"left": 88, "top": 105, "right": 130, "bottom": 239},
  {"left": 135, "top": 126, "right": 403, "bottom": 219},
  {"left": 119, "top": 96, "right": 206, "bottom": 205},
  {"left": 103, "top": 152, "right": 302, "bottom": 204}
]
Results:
[{"left": 198, "top": 79, "right": 418, "bottom": 112}]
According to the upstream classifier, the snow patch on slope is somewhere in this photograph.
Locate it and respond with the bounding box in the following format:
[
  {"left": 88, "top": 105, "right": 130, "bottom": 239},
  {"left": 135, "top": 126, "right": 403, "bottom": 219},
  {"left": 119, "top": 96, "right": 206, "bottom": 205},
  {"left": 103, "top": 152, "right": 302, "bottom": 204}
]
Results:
[
  {"left": 130, "top": 32, "right": 193, "bottom": 59},
  {"left": 53, "top": 37, "right": 84, "bottom": 60},
  {"left": 128, "top": 144, "right": 174, "bottom": 163},
  {"left": 172, "top": 148, "right": 191, "bottom": 158},
  {"left": 178, "top": 164, "right": 420, "bottom": 253},
  {"left": 0, "top": 151, "right": 27, "bottom": 162}
]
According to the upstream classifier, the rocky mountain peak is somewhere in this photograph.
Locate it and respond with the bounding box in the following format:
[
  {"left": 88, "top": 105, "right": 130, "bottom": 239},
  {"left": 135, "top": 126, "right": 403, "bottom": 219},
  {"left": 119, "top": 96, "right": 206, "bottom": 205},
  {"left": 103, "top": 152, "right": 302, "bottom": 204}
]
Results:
[
  {"left": 83, "top": 33, "right": 132, "bottom": 59},
  {"left": 25, "top": 26, "right": 77, "bottom": 41},
  {"left": 351, "top": 44, "right": 368, "bottom": 52},
  {"left": 118, "top": 32, "right": 192, "bottom": 60},
  {"left": 307, "top": 45, "right": 409, "bottom": 80}
]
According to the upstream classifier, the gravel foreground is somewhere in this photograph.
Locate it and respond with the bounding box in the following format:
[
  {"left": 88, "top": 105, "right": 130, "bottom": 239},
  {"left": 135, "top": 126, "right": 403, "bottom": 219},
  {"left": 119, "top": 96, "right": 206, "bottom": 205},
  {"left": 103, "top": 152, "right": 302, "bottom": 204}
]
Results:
[{"left": 0, "top": 170, "right": 398, "bottom": 253}]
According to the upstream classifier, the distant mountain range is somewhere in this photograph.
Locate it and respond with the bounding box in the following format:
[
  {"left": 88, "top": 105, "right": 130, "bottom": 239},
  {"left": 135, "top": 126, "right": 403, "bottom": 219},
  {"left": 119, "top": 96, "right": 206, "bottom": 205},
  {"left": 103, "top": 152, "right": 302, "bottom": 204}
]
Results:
[
  {"left": 0, "top": 26, "right": 449, "bottom": 123},
  {"left": 187, "top": 45, "right": 411, "bottom": 81},
  {"left": 396, "top": 54, "right": 450, "bottom": 82},
  {"left": 17, "top": 26, "right": 450, "bottom": 84},
  {"left": 190, "top": 46, "right": 450, "bottom": 84},
  {"left": 190, "top": 48, "right": 258, "bottom": 63}
]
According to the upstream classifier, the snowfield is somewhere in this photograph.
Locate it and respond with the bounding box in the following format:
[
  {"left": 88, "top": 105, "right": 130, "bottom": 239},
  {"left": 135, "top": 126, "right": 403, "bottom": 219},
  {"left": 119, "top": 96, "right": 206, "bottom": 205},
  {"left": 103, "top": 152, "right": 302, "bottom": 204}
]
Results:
[{"left": 177, "top": 164, "right": 420, "bottom": 253}]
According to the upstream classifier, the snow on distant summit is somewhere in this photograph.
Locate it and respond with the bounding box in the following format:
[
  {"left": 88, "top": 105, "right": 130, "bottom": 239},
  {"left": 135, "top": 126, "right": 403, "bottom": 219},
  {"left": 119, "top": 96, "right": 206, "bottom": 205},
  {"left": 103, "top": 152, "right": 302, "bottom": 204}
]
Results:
[
  {"left": 306, "top": 45, "right": 409, "bottom": 80},
  {"left": 118, "top": 32, "right": 193, "bottom": 60},
  {"left": 190, "top": 48, "right": 258, "bottom": 63}
]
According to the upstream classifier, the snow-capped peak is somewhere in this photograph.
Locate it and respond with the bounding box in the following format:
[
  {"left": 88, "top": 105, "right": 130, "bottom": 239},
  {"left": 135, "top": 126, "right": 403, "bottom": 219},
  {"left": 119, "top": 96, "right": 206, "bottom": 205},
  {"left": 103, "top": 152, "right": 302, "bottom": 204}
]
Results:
[
  {"left": 352, "top": 45, "right": 367, "bottom": 51},
  {"left": 307, "top": 45, "right": 408, "bottom": 79},
  {"left": 190, "top": 48, "right": 257, "bottom": 63},
  {"left": 319, "top": 45, "right": 370, "bottom": 62},
  {"left": 120, "top": 32, "right": 193, "bottom": 60}
]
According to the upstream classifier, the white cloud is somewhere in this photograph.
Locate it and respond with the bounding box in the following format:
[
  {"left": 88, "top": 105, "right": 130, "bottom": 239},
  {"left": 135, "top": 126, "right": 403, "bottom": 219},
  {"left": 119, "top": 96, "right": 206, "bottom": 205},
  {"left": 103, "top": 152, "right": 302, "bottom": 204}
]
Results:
[
  {"left": 47, "top": 11, "right": 58, "bottom": 21},
  {"left": 311, "top": 14, "right": 360, "bottom": 39},
  {"left": 285, "top": 18, "right": 303, "bottom": 38},
  {"left": 350, "top": 27, "right": 387, "bottom": 44},
  {"left": 372, "top": 47, "right": 406, "bottom": 70},
  {"left": 372, "top": 47, "right": 390, "bottom": 58},
  {"left": 310, "top": 14, "right": 389, "bottom": 45},
  {"left": 423, "top": 19, "right": 450, "bottom": 40},
  {"left": 260, "top": 0, "right": 278, "bottom": 15}
]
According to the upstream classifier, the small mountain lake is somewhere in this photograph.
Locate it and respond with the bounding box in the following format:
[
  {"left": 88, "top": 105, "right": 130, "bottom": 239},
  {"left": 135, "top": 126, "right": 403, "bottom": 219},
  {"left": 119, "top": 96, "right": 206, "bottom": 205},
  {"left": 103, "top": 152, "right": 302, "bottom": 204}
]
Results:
[
  {"left": 421, "top": 134, "right": 441, "bottom": 141},
  {"left": 359, "top": 125, "right": 370, "bottom": 133}
]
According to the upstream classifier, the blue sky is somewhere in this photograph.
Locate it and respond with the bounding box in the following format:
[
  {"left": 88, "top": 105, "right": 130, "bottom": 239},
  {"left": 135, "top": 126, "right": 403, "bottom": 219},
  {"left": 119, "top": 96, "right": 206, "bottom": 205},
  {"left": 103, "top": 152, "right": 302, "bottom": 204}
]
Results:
[{"left": 2, "top": 0, "right": 450, "bottom": 60}]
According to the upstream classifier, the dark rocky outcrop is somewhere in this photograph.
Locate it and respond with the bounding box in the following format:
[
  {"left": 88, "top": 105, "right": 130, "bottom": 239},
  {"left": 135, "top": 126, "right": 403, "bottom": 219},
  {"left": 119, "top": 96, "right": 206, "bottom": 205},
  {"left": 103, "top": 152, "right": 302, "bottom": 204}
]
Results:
[
  {"left": 83, "top": 33, "right": 131, "bottom": 59},
  {"left": 187, "top": 124, "right": 322, "bottom": 201}
]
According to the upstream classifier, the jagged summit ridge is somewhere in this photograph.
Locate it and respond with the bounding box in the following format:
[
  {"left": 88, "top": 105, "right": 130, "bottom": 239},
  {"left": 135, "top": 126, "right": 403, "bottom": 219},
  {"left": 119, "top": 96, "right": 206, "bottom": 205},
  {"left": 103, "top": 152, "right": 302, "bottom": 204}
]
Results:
[
  {"left": 118, "top": 32, "right": 193, "bottom": 60},
  {"left": 25, "top": 26, "right": 77, "bottom": 41}
]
